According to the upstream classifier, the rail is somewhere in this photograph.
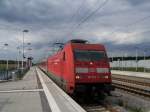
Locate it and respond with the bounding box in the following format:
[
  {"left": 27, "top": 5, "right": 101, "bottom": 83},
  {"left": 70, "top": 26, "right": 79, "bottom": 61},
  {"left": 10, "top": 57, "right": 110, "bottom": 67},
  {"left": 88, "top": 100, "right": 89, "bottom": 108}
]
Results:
[{"left": 112, "top": 74, "right": 150, "bottom": 98}]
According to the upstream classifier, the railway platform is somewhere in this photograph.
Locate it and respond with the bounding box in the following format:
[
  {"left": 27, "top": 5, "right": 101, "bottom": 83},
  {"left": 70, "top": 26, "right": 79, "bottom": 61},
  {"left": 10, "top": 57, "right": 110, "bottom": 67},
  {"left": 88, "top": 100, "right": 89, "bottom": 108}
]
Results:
[
  {"left": 0, "top": 67, "right": 45, "bottom": 112},
  {"left": 36, "top": 67, "right": 86, "bottom": 112},
  {"left": 0, "top": 67, "right": 86, "bottom": 112},
  {"left": 111, "top": 70, "right": 150, "bottom": 79}
]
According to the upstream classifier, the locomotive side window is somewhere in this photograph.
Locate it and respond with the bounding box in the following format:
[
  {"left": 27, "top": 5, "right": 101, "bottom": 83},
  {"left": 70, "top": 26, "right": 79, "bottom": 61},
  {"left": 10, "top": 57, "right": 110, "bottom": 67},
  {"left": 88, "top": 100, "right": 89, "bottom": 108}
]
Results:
[{"left": 74, "top": 50, "right": 106, "bottom": 61}]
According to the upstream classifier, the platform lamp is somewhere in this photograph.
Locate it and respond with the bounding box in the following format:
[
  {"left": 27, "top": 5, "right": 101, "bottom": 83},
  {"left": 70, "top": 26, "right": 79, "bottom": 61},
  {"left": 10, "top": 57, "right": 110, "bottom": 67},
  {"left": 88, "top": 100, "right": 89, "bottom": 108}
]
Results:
[
  {"left": 143, "top": 49, "right": 147, "bottom": 72},
  {"left": 27, "top": 47, "right": 32, "bottom": 68},
  {"left": 135, "top": 47, "right": 139, "bottom": 72},
  {"left": 26, "top": 42, "right": 31, "bottom": 67},
  {"left": 122, "top": 52, "right": 124, "bottom": 71},
  {"left": 17, "top": 46, "right": 21, "bottom": 69},
  {"left": 4, "top": 43, "right": 8, "bottom": 80},
  {"left": 22, "top": 29, "right": 29, "bottom": 73}
]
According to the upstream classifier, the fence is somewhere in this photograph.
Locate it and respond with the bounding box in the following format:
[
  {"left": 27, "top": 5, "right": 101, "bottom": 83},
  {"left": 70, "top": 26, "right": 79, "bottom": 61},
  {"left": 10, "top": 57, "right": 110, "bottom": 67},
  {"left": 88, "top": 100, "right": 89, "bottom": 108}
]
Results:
[{"left": 0, "top": 68, "right": 29, "bottom": 81}]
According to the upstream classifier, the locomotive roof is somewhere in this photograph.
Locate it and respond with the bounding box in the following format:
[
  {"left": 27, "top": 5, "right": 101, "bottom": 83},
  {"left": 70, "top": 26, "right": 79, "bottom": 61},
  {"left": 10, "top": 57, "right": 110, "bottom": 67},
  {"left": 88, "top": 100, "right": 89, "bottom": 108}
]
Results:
[{"left": 68, "top": 39, "right": 89, "bottom": 44}]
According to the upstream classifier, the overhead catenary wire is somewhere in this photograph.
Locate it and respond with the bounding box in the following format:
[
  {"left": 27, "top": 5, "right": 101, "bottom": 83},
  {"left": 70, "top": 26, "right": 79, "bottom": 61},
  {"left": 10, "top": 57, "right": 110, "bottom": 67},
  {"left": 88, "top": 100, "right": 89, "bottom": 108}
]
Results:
[
  {"left": 65, "top": 0, "right": 87, "bottom": 38},
  {"left": 107, "top": 14, "right": 150, "bottom": 36},
  {"left": 76, "top": 0, "right": 109, "bottom": 28},
  {"left": 68, "top": 0, "right": 150, "bottom": 39},
  {"left": 69, "top": 0, "right": 109, "bottom": 36},
  {"left": 69, "top": 0, "right": 86, "bottom": 24},
  {"left": 104, "top": 14, "right": 150, "bottom": 58},
  {"left": 107, "top": 29, "right": 150, "bottom": 57}
]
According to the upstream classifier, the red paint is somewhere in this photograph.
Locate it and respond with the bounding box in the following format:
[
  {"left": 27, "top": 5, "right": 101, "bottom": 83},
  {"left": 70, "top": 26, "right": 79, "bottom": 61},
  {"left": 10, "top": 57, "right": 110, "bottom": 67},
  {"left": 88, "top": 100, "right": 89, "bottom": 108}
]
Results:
[{"left": 39, "top": 40, "right": 112, "bottom": 94}]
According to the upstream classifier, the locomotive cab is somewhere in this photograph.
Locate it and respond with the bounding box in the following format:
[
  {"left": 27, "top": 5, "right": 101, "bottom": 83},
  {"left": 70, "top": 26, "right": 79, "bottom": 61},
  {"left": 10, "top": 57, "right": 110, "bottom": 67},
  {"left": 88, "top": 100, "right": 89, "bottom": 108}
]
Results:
[
  {"left": 74, "top": 49, "right": 111, "bottom": 83},
  {"left": 41, "top": 39, "right": 114, "bottom": 95},
  {"left": 70, "top": 39, "right": 114, "bottom": 94}
]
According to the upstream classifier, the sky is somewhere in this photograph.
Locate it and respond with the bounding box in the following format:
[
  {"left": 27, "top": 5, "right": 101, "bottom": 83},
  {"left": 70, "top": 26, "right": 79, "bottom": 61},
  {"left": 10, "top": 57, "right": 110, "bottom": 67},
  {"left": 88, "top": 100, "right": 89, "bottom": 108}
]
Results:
[{"left": 0, "top": 0, "right": 150, "bottom": 62}]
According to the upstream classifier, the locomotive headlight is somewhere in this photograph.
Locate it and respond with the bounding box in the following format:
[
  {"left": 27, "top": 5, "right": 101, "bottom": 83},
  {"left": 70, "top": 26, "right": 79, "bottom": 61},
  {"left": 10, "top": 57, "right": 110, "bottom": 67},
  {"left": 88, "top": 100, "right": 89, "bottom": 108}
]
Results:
[
  {"left": 76, "top": 75, "right": 80, "bottom": 79},
  {"left": 104, "top": 76, "right": 109, "bottom": 79},
  {"left": 76, "top": 67, "right": 88, "bottom": 73}
]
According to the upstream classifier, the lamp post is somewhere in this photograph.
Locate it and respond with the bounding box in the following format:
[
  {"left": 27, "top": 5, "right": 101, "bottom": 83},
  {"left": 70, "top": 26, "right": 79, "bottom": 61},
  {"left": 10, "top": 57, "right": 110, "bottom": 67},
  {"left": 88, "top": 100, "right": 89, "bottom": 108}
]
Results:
[
  {"left": 22, "top": 29, "right": 29, "bottom": 72},
  {"left": 111, "top": 53, "right": 113, "bottom": 70},
  {"left": 17, "top": 46, "right": 21, "bottom": 69},
  {"left": 27, "top": 43, "right": 31, "bottom": 57},
  {"left": 143, "top": 50, "right": 147, "bottom": 72},
  {"left": 121, "top": 52, "right": 124, "bottom": 71},
  {"left": 27, "top": 47, "right": 32, "bottom": 68},
  {"left": 118, "top": 59, "right": 120, "bottom": 70},
  {"left": 135, "top": 47, "right": 139, "bottom": 72},
  {"left": 124, "top": 53, "right": 128, "bottom": 71},
  {"left": 4, "top": 43, "right": 8, "bottom": 80},
  {"left": 27, "top": 43, "right": 32, "bottom": 67}
]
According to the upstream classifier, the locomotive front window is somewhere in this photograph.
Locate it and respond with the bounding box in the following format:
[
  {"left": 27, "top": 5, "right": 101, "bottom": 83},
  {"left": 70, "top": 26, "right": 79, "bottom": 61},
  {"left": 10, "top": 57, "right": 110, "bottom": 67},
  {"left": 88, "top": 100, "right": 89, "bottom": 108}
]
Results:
[{"left": 74, "top": 50, "right": 106, "bottom": 61}]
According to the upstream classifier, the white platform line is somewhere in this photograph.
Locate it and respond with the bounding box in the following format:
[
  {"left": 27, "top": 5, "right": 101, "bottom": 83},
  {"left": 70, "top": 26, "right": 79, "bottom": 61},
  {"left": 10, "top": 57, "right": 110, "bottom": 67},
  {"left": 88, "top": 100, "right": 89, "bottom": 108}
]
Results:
[
  {"left": 48, "top": 72, "right": 87, "bottom": 112},
  {"left": 36, "top": 68, "right": 61, "bottom": 112},
  {"left": 0, "top": 89, "right": 43, "bottom": 93},
  {"left": 37, "top": 68, "right": 86, "bottom": 112}
]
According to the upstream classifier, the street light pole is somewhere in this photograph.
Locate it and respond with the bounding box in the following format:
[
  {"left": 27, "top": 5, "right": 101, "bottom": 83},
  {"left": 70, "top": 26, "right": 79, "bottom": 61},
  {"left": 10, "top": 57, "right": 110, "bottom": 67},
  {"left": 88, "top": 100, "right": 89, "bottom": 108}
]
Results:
[
  {"left": 144, "top": 50, "right": 146, "bottom": 72},
  {"left": 118, "top": 59, "right": 120, "bottom": 70},
  {"left": 112, "top": 54, "right": 113, "bottom": 70},
  {"left": 17, "top": 47, "right": 21, "bottom": 69},
  {"left": 124, "top": 53, "right": 127, "bottom": 71},
  {"left": 4, "top": 43, "right": 8, "bottom": 80},
  {"left": 22, "top": 30, "right": 29, "bottom": 72},
  {"left": 122, "top": 52, "right": 124, "bottom": 71},
  {"left": 135, "top": 47, "right": 138, "bottom": 72},
  {"left": 28, "top": 48, "right": 32, "bottom": 68},
  {"left": 26, "top": 43, "right": 32, "bottom": 68}
]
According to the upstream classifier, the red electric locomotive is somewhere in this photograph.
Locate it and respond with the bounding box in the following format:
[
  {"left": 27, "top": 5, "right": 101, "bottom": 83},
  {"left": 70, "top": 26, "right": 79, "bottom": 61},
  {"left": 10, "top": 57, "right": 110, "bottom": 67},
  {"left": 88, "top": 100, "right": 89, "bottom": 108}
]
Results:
[{"left": 40, "top": 39, "right": 114, "bottom": 95}]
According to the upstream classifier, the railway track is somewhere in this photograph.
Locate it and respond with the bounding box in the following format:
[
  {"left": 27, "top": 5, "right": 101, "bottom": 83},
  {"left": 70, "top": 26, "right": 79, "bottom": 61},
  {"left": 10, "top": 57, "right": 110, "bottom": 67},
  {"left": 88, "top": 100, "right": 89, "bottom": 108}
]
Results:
[
  {"left": 83, "top": 105, "right": 107, "bottom": 112},
  {"left": 83, "top": 104, "right": 120, "bottom": 112},
  {"left": 74, "top": 95, "right": 120, "bottom": 112},
  {"left": 112, "top": 75, "right": 150, "bottom": 98},
  {"left": 112, "top": 75, "right": 150, "bottom": 87},
  {"left": 75, "top": 96, "right": 120, "bottom": 112}
]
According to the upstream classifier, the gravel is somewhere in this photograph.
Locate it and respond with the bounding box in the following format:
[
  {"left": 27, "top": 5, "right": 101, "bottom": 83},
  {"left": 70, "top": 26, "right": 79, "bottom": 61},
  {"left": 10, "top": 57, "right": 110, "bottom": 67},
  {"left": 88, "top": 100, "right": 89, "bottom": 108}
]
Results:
[{"left": 104, "top": 89, "right": 150, "bottom": 112}]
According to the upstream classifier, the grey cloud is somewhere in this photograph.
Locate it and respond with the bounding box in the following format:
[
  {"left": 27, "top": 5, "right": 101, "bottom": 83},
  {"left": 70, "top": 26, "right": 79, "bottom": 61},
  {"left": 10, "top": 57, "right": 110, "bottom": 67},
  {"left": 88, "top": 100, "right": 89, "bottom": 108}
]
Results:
[
  {"left": 0, "top": 0, "right": 150, "bottom": 61},
  {"left": 127, "top": 0, "right": 150, "bottom": 6}
]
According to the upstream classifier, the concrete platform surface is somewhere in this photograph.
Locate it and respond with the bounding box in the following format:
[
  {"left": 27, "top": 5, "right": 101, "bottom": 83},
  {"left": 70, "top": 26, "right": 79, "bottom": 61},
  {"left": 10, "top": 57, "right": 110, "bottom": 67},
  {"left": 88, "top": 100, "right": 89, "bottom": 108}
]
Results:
[
  {"left": 36, "top": 67, "right": 86, "bottom": 112},
  {"left": 111, "top": 70, "right": 150, "bottom": 79},
  {"left": 0, "top": 68, "right": 38, "bottom": 91},
  {"left": 0, "top": 67, "right": 86, "bottom": 112},
  {"left": 0, "top": 92, "right": 43, "bottom": 112},
  {"left": 0, "top": 67, "right": 50, "bottom": 112}
]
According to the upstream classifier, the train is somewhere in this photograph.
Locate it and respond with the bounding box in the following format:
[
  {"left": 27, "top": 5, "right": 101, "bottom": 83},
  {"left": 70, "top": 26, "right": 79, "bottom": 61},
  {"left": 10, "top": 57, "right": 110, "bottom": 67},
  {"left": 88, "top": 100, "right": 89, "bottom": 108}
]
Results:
[{"left": 39, "top": 39, "right": 114, "bottom": 96}]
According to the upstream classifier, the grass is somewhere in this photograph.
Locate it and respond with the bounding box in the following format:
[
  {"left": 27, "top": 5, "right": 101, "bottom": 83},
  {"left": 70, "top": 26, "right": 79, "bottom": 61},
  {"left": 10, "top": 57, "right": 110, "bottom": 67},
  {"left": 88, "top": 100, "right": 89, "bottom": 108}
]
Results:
[
  {"left": 117, "top": 99, "right": 145, "bottom": 112},
  {"left": 128, "top": 107, "right": 144, "bottom": 112},
  {"left": 0, "top": 64, "right": 17, "bottom": 71}
]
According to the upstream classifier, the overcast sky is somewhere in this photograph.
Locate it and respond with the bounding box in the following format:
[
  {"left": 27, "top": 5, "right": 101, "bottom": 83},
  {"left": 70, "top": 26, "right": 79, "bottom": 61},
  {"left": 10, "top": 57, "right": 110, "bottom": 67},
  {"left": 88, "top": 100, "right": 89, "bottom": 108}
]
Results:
[{"left": 0, "top": 0, "right": 150, "bottom": 62}]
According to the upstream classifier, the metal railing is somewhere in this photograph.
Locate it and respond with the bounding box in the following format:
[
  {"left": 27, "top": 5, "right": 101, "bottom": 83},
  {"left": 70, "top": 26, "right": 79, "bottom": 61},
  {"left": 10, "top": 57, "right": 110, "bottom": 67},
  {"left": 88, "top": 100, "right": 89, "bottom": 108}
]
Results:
[
  {"left": 0, "top": 68, "right": 29, "bottom": 81},
  {"left": 0, "top": 70, "right": 12, "bottom": 80}
]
